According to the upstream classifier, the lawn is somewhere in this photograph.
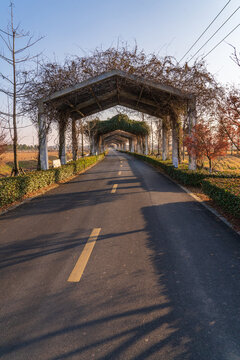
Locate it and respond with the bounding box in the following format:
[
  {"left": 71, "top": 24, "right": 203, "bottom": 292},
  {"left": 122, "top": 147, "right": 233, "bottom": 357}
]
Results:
[
  {"left": 181, "top": 154, "right": 240, "bottom": 174},
  {"left": 0, "top": 151, "right": 72, "bottom": 177}
]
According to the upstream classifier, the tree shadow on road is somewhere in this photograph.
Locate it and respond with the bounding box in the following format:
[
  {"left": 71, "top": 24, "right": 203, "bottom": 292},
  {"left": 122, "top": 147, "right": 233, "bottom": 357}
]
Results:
[
  {"left": 2, "top": 201, "right": 240, "bottom": 359},
  {"left": 1, "top": 152, "right": 240, "bottom": 359}
]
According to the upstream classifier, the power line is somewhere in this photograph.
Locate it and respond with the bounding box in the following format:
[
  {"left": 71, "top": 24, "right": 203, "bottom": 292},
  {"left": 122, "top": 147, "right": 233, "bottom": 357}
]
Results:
[
  {"left": 202, "top": 22, "right": 240, "bottom": 59},
  {"left": 179, "top": 0, "right": 232, "bottom": 63},
  {"left": 187, "top": 5, "right": 240, "bottom": 62}
]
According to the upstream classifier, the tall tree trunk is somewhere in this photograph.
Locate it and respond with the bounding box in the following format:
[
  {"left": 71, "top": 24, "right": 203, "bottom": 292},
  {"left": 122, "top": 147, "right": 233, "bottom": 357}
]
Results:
[
  {"left": 37, "top": 144, "right": 40, "bottom": 170},
  {"left": 151, "top": 120, "right": 154, "bottom": 154},
  {"left": 59, "top": 118, "right": 68, "bottom": 164},
  {"left": 72, "top": 118, "right": 78, "bottom": 161},
  {"left": 12, "top": 30, "right": 19, "bottom": 176},
  {"left": 162, "top": 121, "right": 169, "bottom": 161},
  {"left": 81, "top": 119, "right": 84, "bottom": 157},
  {"left": 177, "top": 122, "right": 183, "bottom": 164}
]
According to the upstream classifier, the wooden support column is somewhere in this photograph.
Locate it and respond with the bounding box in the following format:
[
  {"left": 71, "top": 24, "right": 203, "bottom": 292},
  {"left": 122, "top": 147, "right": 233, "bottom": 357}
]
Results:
[
  {"left": 101, "top": 139, "right": 105, "bottom": 153},
  {"left": 72, "top": 118, "right": 78, "bottom": 161},
  {"left": 90, "top": 135, "right": 98, "bottom": 155},
  {"left": 128, "top": 138, "right": 132, "bottom": 151},
  {"left": 89, "top": 135, "right": 93, "bottom": 155},
  {"left": 172, "top": 120, "right": 178, "bottom": 168},
  {"left": 144, "top": 135, "right": 149, "bottom": 155},
  {"left": 97, "top": 137, "right": 101, "bottom": 155},
  {"left": 98, "top": 136, "right": 104, "bottom": 154},
  {"left": 38, "top": 102, "right": 49, "bottom": 170},
  {"left": 59, "top": 117, "right": 68, "bottom": 165},
  {"left": 188, "top": 97, "right": 197, "bottom": 170},
  {"left": 137, "top": 137, "right": 141, "bottom": 153},
  {"left": 134, "top": 138, "right": 137, "bottom": 152},
  {"left": 162, "top": 121, "right": 169, "bottom": 161},
  {"left": 130, "top": 138, "right": 135, "bottom": 152}
]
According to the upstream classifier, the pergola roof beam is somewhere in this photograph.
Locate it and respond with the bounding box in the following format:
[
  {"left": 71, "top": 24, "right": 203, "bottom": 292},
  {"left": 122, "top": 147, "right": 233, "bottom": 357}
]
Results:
[
  {"left": 66, "top": 100, "right": 85, "bottom": 118},
  {"left": 42, "top": 69, "right": 192, "bottom": 104},
  {"left": 41, "top": 70, "right": 195, "bottom": 121},
  {"left": 90, "top": 86, "right": 102, "bottom": 111},
  {"left": 136, "top": 86, "right": 144, "bottom": 107},
  {"left": 72, "top": 90, "right": 117, "bottom": 111},
  {"left": 102, "top": 130, "right": 137, "bottom": 140},
  {"left": 116, "top": 78, "right": 120, "bottom": 104}
]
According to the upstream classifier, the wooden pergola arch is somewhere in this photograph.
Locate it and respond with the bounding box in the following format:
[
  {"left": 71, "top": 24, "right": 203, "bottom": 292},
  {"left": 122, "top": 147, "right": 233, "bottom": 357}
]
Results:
[
  {"left": 38, "top": 69, "right": 196, "bottom": 170},
  {"left": 99, "top": 130, "right": 144, "bottom": 153}
]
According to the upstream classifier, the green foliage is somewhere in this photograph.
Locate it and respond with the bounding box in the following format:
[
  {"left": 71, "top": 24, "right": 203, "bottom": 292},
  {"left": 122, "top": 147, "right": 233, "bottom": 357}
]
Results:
[
  {"left": 202, "top": 178, "right": 240, "bottom": 218},
  {"left": 0, "top": 154, "right": 104, "bottom": 207},
  {"left": 125, "top": 152, "right": 239, "bottom": 186},
  {"left": 90, "top": 114, "right": 149, "bottom": 137}
]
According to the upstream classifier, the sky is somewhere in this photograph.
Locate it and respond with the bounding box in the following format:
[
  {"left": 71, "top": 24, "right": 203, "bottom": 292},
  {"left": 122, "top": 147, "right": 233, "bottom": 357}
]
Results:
[{"left": 0, "top": 0, "right": 240, "bottom": 145}]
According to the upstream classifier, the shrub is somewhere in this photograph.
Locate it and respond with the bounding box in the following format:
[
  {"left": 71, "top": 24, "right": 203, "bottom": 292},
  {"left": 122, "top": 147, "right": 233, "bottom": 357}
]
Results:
[
  {"left": 202, "top": 178, "right": 240, "bottom": 218},
  {"left": 124, "top": 152, "right": 239, "bottom": 187},
  {"left": 0, "top": 154, "right": 104, "bottom": 207}
]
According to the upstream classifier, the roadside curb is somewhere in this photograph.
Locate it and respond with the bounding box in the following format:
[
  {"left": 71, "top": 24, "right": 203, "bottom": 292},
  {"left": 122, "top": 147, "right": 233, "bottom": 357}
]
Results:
[
  {"left": 0, "top": 156, "right": 105, "bottom": 217},
  {"left": 123, "top": 152, "right": 240, "bottom": 238}
]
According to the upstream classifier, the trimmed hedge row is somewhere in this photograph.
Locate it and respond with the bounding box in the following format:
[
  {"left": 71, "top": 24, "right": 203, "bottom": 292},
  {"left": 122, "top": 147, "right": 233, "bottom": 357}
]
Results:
[
  {"left": 0, "top": 154, "right": 104, "bottom": 207},
  {"left": 202, "top": 178, "right": 240, "bottom": 218},
  {"left": 123, "top": 152, "right": 238, "bottom": 187}
]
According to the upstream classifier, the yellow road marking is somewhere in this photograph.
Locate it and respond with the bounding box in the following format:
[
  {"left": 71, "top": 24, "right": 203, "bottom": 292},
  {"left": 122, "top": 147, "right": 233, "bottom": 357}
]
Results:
[
  {"left": 120, "top": 164, "right": 123, "bottom": 167},
  {"left": 68, "top": 228, "right": 101, "bottom": 283},
  {"left": 118, "top": 171, "right": 122, "bottom": 175},
  {"left": 111, "top": 184, "right": 118, "bottom": 193}
]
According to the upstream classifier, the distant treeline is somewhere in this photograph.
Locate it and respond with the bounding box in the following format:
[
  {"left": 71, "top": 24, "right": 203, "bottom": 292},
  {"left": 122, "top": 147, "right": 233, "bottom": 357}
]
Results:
[{"left": 6, "top": 144, "right": 38, "bottom": 151}]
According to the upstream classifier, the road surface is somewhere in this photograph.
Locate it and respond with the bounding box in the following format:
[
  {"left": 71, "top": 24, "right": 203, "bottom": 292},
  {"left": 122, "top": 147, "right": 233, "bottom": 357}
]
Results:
[{"left": 0, "top": 150, "right": 240, "bottom": 360}]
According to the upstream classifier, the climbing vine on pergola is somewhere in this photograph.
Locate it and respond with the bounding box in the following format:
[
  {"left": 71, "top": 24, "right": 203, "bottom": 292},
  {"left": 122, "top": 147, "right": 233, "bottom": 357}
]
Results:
[{"left": 89, "top": 114, "right": 150, "bottom": 137}]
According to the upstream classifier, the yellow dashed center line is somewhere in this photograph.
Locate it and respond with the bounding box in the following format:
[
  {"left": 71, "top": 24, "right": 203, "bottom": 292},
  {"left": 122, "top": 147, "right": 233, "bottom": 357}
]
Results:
[
  {"left": 111, "top": 184, "right": 118, "bottom": 193},
  {"left": 68, "top": 228, "right": 101, "bottom": 283},
  {"left": 118, "top": 171, "right": 122, "bottom": 175}
]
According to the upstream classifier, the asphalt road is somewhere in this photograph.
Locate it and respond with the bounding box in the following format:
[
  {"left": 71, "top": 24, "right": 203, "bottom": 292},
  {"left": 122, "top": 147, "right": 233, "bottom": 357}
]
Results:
[{"left": 0, "top": 149, "right": 240, "bottom": 360}]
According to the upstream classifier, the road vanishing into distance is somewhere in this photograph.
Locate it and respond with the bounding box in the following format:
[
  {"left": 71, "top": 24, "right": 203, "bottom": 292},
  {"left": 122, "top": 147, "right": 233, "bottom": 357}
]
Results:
[{"left": 0, "top": 149, "right": 240, "bottom": 360}]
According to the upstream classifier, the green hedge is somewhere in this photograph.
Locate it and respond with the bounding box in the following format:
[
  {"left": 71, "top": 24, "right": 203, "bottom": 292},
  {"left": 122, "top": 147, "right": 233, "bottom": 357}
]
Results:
[
  {"left": 0, "top": 154, "right": 104, "bottom": 207},
  {"left": 124, "top": 152, "right": 238, "bottom": 187},
  {"left": 122, "top": 151, "right": 240, "bottom": 219},
  {"left": 202, "top": 178, "right": 240, "bottom": 218}
]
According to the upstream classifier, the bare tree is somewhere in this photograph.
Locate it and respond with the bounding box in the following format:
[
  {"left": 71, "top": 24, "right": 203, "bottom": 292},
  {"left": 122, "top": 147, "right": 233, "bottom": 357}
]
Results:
[
  {"left": 230, "top": 44, "right": 240, "bottom": 68},
  {"left": 0, "top": 125, "right": 7, "bottom": 158},
  {"left": 155, "top": 119, "right": 162, "bottom": 156},
  {"left": 0, "top": 2, "right": 43, "bottom": 175},
  {"left": 218, "top": 86, "right": 240, "bottom": 152}
]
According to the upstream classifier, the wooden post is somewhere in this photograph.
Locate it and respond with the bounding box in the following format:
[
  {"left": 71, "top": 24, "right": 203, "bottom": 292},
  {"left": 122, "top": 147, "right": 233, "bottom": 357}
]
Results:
[
  {"left": 188, "top": 97, "right": 197, "bottom": 170},
  {"left": 131, "top": 138, "right": 135, "bottom": 152},
  {"left": 137, "top": 137, "right": 141, "bottom": 153},
  {"left": 59, "top": 117, "right": 68, "bottom": 165},
  {"left": 162, "top": 121, "right": 169, "bottom": 161},
  {"left": 172, "top": 120, "right": 178, "bottom": 168},
  {"left": 144, "top": 135, "right": 149, "bottom": 155},
  {"left": 128, "top": 138, "right": 132, "bottom": 151},
  {"left": 38, "top": 102, "right": 49, "bottom": 170},
  {"left": 72, "top": 118, "right": 78, "bottom": 161}
]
